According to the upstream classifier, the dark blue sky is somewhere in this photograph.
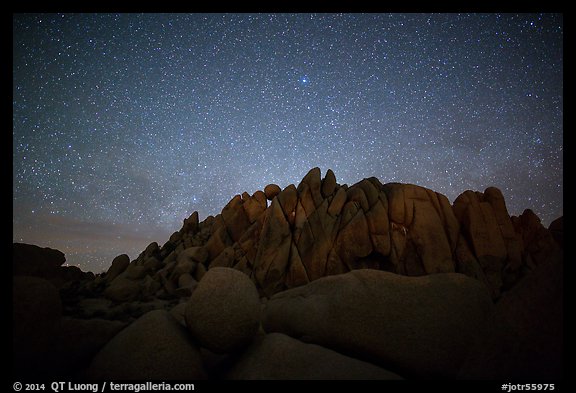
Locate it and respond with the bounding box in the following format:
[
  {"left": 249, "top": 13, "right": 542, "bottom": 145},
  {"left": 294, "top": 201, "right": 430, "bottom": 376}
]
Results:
[{"left": 13, "top": 13, "right": 563, "bottom": 272}]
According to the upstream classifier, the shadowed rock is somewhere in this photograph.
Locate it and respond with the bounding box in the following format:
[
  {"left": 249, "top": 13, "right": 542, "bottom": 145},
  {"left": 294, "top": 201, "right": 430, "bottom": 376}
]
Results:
[
  {"left": 185, "top": 267, "right": 261, "bottom": 353},
  {"left": 13, "top": 243, "right": 66, "bottom": 277},
  {"left": 548, "top": 216, "right": 563, "bottom": 247},
  {"left": 86, "top": 310, "right": 206, "bottom": 380},
  {"left": 227, "top": 333, "right": 404, "bottom": 380},
  {"left": 459, "top": 246, "right": 563, "bottom": 379},
  {"left": 105, "top": 254, "right": 130, "bottom": 283},
  {"left": 263, "top": 269, "right": 494, "bottom": 379},
  {"left": 50, "top": 317, "right": 127, "bottom": 377},
  {"left": 13, "top": 276, "right": 63, "bottom": 378}
]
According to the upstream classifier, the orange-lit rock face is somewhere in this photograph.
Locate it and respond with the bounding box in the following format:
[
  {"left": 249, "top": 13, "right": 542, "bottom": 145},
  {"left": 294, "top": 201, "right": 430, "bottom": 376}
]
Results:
[{"left": 170, "top": 167, "right": 561, "bottom": 299}]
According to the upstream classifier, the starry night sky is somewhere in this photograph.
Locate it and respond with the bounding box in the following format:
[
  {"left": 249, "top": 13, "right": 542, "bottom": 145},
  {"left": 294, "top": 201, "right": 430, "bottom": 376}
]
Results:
[{"left": 13, "top": 13, "right": 563, "bottom": 273}]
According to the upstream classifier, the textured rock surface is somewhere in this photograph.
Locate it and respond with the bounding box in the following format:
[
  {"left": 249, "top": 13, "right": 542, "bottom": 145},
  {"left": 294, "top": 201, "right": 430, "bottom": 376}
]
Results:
[
  {"left": 263, "top": 269, "right": 494, "bottom": 379},
  {"left": 227, "top": 333, "right": 404, "bottom": 380},
  {"left": 185, "top": 267, "right": 261, "bottom": 353},
  {"left": 86, "top": 310, "right": 206, "bottom": 380}
]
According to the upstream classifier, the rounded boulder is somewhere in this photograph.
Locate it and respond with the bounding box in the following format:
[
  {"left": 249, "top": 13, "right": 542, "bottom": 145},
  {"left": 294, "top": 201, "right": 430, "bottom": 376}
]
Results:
[
  {"left": 264, "top": 184, "right": 281, "bottom": 200},
  {"left": 106, "top": 254, "right": 130, "bottom": 283},
  {"left": 185, "top": 267, "right": 260, "bottom": 353}
]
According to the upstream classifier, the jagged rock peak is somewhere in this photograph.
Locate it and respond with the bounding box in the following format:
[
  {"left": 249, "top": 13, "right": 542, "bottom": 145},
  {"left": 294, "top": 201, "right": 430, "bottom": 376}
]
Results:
[{"left": 141, "top": 167, "right": 561, "bottom": 299}]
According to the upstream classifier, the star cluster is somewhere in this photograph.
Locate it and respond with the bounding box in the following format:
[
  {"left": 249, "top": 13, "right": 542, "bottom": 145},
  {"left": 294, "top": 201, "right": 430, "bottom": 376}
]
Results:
[{"left": 13, "top": 13, "right": 563, "bottom": 272}]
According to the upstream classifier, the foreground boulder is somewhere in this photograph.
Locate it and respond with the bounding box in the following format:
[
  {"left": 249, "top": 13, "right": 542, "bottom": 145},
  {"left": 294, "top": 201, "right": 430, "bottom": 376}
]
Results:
[
  {"left": 459, "top": 252, "right": 563, "bottom": 379},
  {"left": 50, "top": 318, "right": 127, "bottom": 377},
  {"left": 185, "top": 267, "right": 261, "bottom": 353},
  {"left": 86, "top": 310, "right": 206, "bottom": 380},
  {"left": 13, "top": 276, "right": 63, "bottom": 343},
  {"left": 227, "top": 332, "right": 403, "bottom": 380},
  {"left": 13, "top": 276, "right": 63, "bottom": 378},
  {"left": 263, "top": 269, "right": 494, "bottom": 379}
]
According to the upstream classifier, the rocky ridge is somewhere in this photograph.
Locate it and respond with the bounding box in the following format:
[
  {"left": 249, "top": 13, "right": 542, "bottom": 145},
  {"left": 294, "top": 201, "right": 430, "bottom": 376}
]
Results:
[{"left": 13, "top": 168, "right": 563, "bottom": 380}]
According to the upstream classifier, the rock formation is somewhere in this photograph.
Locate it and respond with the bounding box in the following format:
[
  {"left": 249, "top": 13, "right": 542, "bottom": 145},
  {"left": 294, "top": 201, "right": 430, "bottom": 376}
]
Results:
[
  {"left": 130, "top": 167, "right": 557, "bottom": 301},
  {"left": 12, "top": 168, "right": 563, "bottom": 380}
]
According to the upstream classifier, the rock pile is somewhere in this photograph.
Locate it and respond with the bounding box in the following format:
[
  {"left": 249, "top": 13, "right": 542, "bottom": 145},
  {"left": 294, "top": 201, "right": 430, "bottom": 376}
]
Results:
[
  {"left": 145, "top": 167, "right": 557, "bottom": 300},
  {"left": 13, "top": 168, "right": 563, "bottom": 380}
]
